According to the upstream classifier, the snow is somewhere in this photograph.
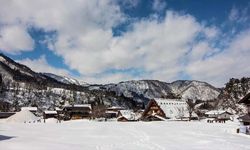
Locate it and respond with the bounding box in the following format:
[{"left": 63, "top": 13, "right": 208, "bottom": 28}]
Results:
[
  {"left": 21, "top": 107, "right": 38, "bottom": 111},
  {"left": 105, "top": 80, "right": 220, "bottom": 103},
  {"left": 44, "top": 118, "right": 58, "bottom": 123},
  {"left": 118, "top": 110, "right": 137, "bottom": 120},
  {"left": 5, "top": 110, "right": 40, "bottom": 123},
  {"left": 64, "top": 104, "right": 92, "bottom": 109},
  {"left": 0, "top": 121, "right": 249, "bottom": 150},
  {"left": 205, "top": 110, "right": 232, "bottom": 115},
  {"left": 107, "top": 106, "right": 125, "bottom": 110},
  {"left": 44, "top": 111, "right": 57, "bottom": 114}
]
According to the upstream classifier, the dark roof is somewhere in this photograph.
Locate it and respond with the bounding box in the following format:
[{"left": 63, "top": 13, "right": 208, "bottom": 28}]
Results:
[
  {"left": 0, "top": 112, "right": 15, "bottom": 118},
  {"left": 238, "top": 93, "right": 250, "bottom": 104},
  {"left": 238, "top": 114, "right": 250, "bottom": 122}
]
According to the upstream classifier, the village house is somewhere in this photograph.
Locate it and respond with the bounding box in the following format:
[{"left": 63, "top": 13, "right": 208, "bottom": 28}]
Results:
[
  {"left": 238, "top": 93, "right": 250, "bottom": 134},
  {"left": 117, "top": 110, "right": 139, "bottom": 122},
  {"left": 104, "top": 106, "right": 125, "bottom": 119},
  {"left": 42, "top": 110, "right": 58, "bottom": 123},
  {"left": 63, "top": 104, "right": 92, "bottom": 120},
  {"left": 43, "top": 110, "right": 58, "bottom": 119},
  {"left": 21, "top": 107, "right": 38, "bottom": 115},
  {"left": 141, "top": 98, "right": 198, "bottom": 121},
  {"left": 205, "top": 110, "right": 233, "bottom": 121}
]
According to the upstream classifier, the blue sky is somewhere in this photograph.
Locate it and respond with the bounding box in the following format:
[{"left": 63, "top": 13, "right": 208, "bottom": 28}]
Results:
[{"left": 0, "top": 0, "right": 250, "bottom": 87}]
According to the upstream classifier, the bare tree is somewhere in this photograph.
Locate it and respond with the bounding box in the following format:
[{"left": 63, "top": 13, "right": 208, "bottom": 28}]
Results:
[
  {"left": 186, "top": 99, "right": 198, "bottom": 121},
  {"left": 176, "top": 107, "right": 185, "bottom": 120},
  {"left": 92, "top": 105, "right": 106, "bottom": 119}
]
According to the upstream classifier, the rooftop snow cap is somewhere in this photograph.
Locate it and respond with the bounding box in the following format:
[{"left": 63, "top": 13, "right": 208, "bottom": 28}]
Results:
[{"left": 6, "top": 110, "right": 39, "bottom": 123}]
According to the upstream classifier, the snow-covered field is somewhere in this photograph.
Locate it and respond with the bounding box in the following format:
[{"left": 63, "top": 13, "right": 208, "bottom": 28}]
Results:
[{"left": 0, "top": 120, "right": 249, "bottom": 150}]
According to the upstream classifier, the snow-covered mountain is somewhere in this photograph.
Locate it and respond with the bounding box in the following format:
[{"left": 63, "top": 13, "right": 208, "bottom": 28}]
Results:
[
  {"left": 170, "top": 80, "right": 220, "bottom": 101},
  {"left": 1, "top": 53, "right": 243, "bottom": 114},
  {"left": 42, "top": 73, "right": 90, "bottom": 86},
  {"left": 101, "top": 80, "right": 220, "bottom": 103},
  {"left": 0, "top": 53, "right": 136, "bottom": 112},
  {"left": 43, "top": 73, "right": 79, "bottom": 85}
]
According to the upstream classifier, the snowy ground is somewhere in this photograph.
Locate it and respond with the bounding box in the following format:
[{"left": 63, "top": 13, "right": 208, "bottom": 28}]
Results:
[{"left": 0, "top": 120, "right": 250, "bottom": 150}]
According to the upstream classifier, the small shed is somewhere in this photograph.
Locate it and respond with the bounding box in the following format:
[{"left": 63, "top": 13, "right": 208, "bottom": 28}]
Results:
[
  {"left": 105, "top": 106, "right": 125, "bottom": 119},
  {"left": 43, "top": 111, "right": 58, "bottom": 119},
  {"left": 238, "top": 115, "right": 250, "bottom": 134}
]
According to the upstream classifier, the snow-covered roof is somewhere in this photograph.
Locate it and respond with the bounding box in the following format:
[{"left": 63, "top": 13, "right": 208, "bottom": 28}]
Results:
[
  {"left": 21, "top": 107, "right": 38, "bottom": 111},
  {"left": 55, "top": 107, "right": 62, "bottom": 111},
  {"left": 107, "top": 106, "right": 125, "bottom": 110},
  {"left": 64, "top": 104, "right": 92, "bottom": 109},
  {"left": 205, "top": 110, "right": 232, "bottom": 115},
  {"left": 7, "top": 110, "right": 39, "bottom": 123},
  {"left": 119, "top": 110, "right": 139, "bottom": 120},
  {"left": 105, "top": 110, "right": 118, "bottom": 114},
  {"left": 238, "top": 114, "right": 250, "bottom": 122},
  {"left": 44, "top": 111, "right": 57, "bottom": 114},
  {"left": 154, "top": 98, "right": 197, "bottom": 119}
]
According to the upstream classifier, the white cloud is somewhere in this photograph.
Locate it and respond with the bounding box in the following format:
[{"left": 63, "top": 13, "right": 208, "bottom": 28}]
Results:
[
  {"left": 152, "top": 0, "right": 167, "bottom": 12},
  {"left": 0, "top": 1, "right": 249, "bottom": 86},
  {"left": 228, "top": 6, "right": 250, "bottom": 23},
  {"left": 186, "top": 29, "right": 250, "bottom": 87},
  {"left": 117, "top": 0, "right": 140, "bottom": 9},
  {"left": 203, "top": 26, "right": 219, "bottom": 39},
  {"left": 18, "top": 55, "right": 70, "bottom": 76},
  {"left": 229, "top": 7, "right": 239, "bottom": 21},
  {"left": 0, "top": 25, "right": 34, "bottom": 54},
  {"left": 55, "top": 11, "right": 202, "bottom": 78}
]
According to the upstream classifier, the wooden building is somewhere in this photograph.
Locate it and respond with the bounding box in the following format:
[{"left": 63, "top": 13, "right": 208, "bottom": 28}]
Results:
[
  {"left": 141, "top": 99, "right": 166, "bottom": 121},
  {"left": 43, "top": 111, "right": 58, "bottom": 119},
  {"left": 238, "top": 93, "right": 250, "bottom": 134},
  {"left": 205, "top": 110, "right": 232, "bottom": 121},
  {"left": 117, "top": 110, "right": 138, "bottom": 122},
  {"left": 238, "top": 93, "right": 250, "bottom": 117},
  {"left": 63, "top": 104, "right": 92, "bottom": 120},
  {"left": 141, "top": 98, "right": 198, "bottom": 121},
  {"left": 105, "top": 106, "right": 125, "bottom": 119}
]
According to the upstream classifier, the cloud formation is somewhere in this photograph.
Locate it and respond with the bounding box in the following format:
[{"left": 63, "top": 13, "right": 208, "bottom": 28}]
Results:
[
  {"left": 0, "top": 25, "right": 34, "bottom": 54},
  {"left": 0, "top": 1, "right": 249, "bottom": 86},
  {"left": 18, "top": 55, "right": 70, "bottom": 76}
]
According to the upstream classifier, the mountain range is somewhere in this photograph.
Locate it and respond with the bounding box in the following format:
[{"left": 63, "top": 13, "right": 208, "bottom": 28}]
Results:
[{"left": 0, "top": 53, "right": 248, "bottom": 114}]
